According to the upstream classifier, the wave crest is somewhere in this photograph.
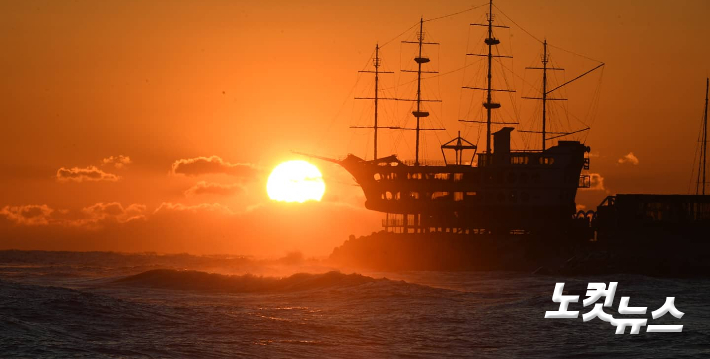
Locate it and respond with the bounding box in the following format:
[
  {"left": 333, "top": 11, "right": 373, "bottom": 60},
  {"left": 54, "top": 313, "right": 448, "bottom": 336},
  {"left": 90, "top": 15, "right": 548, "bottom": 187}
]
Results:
[{"left": 114, "top": 269, "right": 382, "bottom": 293}]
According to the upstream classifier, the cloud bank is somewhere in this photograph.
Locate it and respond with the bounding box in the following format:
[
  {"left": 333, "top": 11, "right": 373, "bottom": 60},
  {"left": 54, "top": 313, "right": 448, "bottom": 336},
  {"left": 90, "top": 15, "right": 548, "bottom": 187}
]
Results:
[
  {"left": 56, "top": 166, "right": 120, "bottom": 182},
  {"left": 0, "top": 204, "right": 54, "bottom": 225},
  {"left": 171, "top": 156, "right": 258, "bottom": 178}
]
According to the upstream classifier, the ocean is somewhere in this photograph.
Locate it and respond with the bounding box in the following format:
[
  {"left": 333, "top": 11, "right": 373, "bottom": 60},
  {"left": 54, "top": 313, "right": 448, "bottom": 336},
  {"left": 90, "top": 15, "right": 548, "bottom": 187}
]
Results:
[{"left": 0, "top": 250, "right": 708, "bottom": 358}]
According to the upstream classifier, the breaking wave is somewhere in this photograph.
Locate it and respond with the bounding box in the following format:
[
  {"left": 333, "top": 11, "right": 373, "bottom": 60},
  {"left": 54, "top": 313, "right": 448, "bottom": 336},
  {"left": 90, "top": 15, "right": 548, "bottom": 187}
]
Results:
[{"left": 115, "top": 269, "right": 395, "bottom": 293}]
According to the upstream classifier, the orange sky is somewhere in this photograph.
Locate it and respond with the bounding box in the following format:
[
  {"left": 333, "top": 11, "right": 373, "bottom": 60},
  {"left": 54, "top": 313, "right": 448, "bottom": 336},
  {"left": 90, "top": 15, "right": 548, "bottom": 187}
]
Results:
[{"left": 1, "top": 0, "right": 708, "bottom": 256}]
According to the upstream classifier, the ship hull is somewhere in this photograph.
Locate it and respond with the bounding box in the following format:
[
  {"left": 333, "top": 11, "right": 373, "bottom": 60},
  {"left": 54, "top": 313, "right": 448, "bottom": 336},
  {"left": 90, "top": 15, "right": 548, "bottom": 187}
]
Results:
[{"left": 338, "top": 140, "right": 590, "bottom": 233}]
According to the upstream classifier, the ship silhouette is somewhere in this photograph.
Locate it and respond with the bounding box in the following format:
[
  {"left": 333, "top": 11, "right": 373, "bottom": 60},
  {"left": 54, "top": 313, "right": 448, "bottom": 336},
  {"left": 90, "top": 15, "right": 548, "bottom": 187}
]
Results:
[
  {"left": 306, "top": 1, "right": 710, "bottom": 273},
  {"left": 311, "top": 1, "right": 599, "bottom": 238}
]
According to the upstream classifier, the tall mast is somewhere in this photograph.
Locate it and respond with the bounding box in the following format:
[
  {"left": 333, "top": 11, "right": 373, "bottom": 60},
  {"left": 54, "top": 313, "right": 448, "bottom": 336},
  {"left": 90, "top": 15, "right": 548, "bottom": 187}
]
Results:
[
  {"left": 400, "top": 18, "right": 442, "bottom": 165},
  {"left": 414, "top": 18, "right": 426, "bottom": 166},
  {"left": 483, "top": 0, "right": 498, "bottom": 154},
  {"left": 699, "top": 78, "right": 709, "bottom": 195},
  {"left": 704, "top": 78, "right": 708, "bottom": 195},
  {"left": 542, "top": 40, "right": 548, "bottom": 151},
  {"left": 460, "top": 0, "right": 514, "bottom": 153},
  {"left": 353, "top": 44, "right": 393, "bottom": 160},
  {"left": 523, "top": 41, "right": 565, "bottom": 150},
  {"left": 374, "top": 44, "right": 381, "bottom": 160}
]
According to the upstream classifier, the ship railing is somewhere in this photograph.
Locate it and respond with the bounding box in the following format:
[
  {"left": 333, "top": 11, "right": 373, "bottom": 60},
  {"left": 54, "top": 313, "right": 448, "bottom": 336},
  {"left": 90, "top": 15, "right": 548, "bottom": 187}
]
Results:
[
  {"left": 477, "top": 152, "right": 552, "bottom": 167},
  {"left": 401, "top": 159, "right": 456, "bottom": 167}
]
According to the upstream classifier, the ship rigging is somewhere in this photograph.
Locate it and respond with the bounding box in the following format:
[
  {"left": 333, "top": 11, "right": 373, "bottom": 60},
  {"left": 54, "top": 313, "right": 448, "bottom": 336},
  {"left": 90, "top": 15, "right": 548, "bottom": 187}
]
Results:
[{"left": 318, "top": 0, "right": 606, "bottom": 235}]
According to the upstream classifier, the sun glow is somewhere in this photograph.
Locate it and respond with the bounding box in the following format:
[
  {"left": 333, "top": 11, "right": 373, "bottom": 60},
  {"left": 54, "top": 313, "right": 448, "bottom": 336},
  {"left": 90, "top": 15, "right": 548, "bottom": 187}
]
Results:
[{"left": 266, "top": 160, "right": 326, "bottom": 203}]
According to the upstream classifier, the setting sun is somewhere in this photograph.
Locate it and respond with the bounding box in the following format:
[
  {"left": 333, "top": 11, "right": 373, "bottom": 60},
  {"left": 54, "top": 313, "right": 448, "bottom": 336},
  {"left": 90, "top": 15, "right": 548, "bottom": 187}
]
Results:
[{"left": 266, "top": 160, "right": 326, "bottom": 203}]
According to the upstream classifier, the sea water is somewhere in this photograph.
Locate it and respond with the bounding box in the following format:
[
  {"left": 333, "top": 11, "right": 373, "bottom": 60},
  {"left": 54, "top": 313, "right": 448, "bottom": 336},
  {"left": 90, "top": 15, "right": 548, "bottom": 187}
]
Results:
[{"left": 0, "top": 251, "right": 708, "bottom": 358}]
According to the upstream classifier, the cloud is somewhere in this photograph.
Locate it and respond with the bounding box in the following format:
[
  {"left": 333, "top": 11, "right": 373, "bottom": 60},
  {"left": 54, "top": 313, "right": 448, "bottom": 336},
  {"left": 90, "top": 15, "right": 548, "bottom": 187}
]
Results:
[
  {"left": 56, "top": 166, "right": 120, "bottom": 182},
  {"left": 80, "top": 202, "right": 146, "bottom": 225},
  {"left": 1, "top": 203, "right": 147, "bottom": 228},
  {"left": 0, "top": 201, "right": 382, "bottom": 257},
  {"left": 0, "top": 204, "right": 54, "bottom": 225},
  {"left": 171, "top": 156, "right": 258, "bottom": 178},
  {"left": 184, "top": 181, "right": 244, "bottom": 197},
  {"left": 618, "top": 152, "right": 639, "bottom": 165},
  {"left": 154, "top": 202, "right": 234, "bottom": 215},
  {"left": 581, "top": 173, "right": 606, "bottom": 191},
  {"left": 102, "top": 155, "right": 132, "bottom": 169}
]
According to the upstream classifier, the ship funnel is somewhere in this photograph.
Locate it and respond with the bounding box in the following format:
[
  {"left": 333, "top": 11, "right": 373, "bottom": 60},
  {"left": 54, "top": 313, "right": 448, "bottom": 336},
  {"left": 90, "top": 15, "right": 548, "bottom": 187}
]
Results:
[{"left": 493, "top": 127, "right": 514, "bottom": 154}]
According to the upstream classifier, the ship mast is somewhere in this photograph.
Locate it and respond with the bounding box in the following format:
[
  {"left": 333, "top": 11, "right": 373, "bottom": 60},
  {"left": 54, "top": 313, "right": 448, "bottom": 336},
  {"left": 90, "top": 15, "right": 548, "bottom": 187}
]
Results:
[
  {"left": 698, "top": 78, "right": 709, "bottom": 195},
  {"left": 484, "top": 0, "right": 496, "bottom": 154},
  {"left": 413, "top": 18, "right": 428, "bottom": 166},
  {"left": 523, "top": 40, "right": 566, "bottom": 151},
  {"left": 460, "top": 0, "right": 515, "bottom": 153},
  {"left": 374, "top": 45, "right": 381, "bottom": 160},
  {"left": 353, "top": 44, "right": 393, "bottom": 160},
  {"left": 400, "top": 18, "right": 442, "bottom": 166},
  {"left": 541, "top": 40, "right": 548, "bottom": 150}
]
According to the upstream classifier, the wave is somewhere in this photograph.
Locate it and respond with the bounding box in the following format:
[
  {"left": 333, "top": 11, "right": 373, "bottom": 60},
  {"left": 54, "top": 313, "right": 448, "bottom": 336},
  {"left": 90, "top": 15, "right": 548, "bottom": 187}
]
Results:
[{"left": 114, "top": 269, "right": 390, "bottom": 293}]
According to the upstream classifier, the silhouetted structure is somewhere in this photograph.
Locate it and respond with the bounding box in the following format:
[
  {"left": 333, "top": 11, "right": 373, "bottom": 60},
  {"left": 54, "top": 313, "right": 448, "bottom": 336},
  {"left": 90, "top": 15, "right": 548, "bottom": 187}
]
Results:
[
  {"left": 328, "top": 1, "right": 599, "bottom": 237},
  {"left": 696, "top": 78, "right": 709, "bottom": 195},
  {"left": 321, "top": 3, "right": 710, "bottom": 274}
]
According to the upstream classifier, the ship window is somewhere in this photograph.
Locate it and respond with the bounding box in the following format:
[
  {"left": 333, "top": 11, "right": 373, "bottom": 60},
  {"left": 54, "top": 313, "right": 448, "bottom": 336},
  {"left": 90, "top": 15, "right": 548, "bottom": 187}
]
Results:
[
  {"left": 454, "top": 192, "right": 464, "bottom": 201},
  {"left": 391, "top": 173, "right": 397, "bottom": 180},
  {"left": 434, "top": 173, "right": 450, "bottom": 180},
  {"left": 410, "top": 191, "right": 420, "bottom": 200},
  {"left": 466, "top": 191, "right": 477, "bottom": 196},
  {"left": 539, "top": 157, "right": 555, "bottom": 165},
  {"left": 374, "top": 173, "right": 381, "bottom": 181},
  {"left": 432, "top": 192, "right": 449, "bottom": 200},
  {"left": 395, "top": 192, "right": 401, "bottom": 200},
  {"left": 385, "top": 191, "right": 393, "bottom": 200},
  {"left": 511, "top": 155, "right": 529, "bottom": 165},
  {"left": 454, "top": 173, "right": 463, "bottom": 182}
]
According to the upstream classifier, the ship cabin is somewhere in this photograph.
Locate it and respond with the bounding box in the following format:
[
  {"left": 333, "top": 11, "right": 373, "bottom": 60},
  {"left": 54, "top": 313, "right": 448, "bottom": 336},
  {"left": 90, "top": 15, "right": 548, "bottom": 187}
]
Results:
[{"left": 338, "top": 128, "right": 591, "bottom": 234}]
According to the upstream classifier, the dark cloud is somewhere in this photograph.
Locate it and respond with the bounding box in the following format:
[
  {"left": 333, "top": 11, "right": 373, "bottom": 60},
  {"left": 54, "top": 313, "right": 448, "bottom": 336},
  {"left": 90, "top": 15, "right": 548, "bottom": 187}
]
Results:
[
  {"left": 171, "top": 156, "right": 258, "bottom": 178},
  {"left": 184, "top": 181, "right": 244, "bottom": 197},
  {"left": 56, "top": 166, "right": 120, "bottom": 182}
]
